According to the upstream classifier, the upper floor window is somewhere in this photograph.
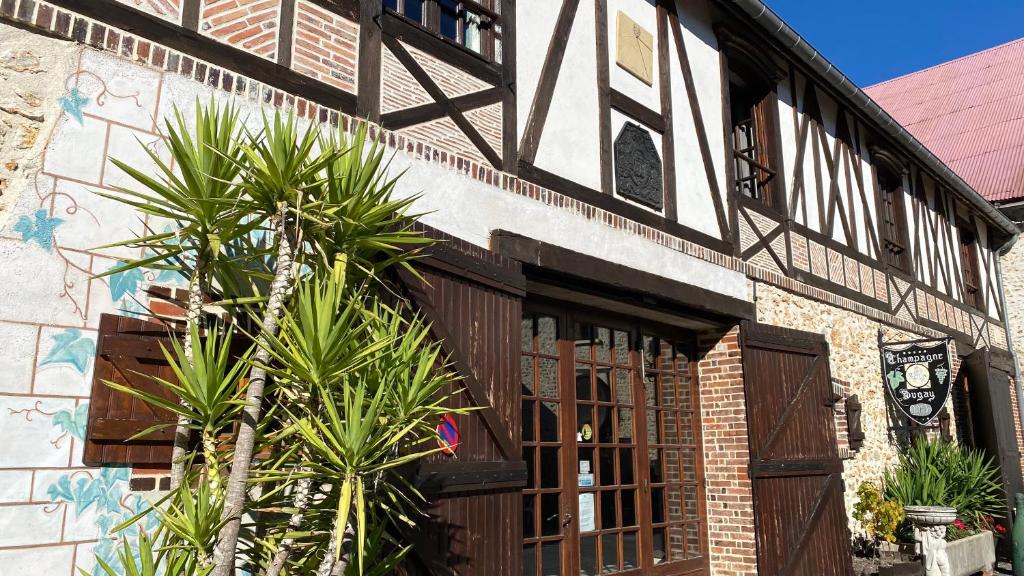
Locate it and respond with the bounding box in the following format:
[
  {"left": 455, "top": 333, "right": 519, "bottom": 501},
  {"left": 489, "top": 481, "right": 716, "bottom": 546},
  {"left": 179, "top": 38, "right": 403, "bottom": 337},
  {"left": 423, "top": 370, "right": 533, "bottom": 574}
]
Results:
[
  {"left": 873, "top": 150, "right": 911, "bottom": 273},
  {"left": 958, "top": 222, "right": 982, "bottom": 309},
  {"left": 384, "top": 0, "right": 501, "bottom": 61},
  {"left": 729, "top": 72, "right": 779, "bottom": 209},
  {"left": 717, "top": 26, "right": 785, "bottom": 211}
]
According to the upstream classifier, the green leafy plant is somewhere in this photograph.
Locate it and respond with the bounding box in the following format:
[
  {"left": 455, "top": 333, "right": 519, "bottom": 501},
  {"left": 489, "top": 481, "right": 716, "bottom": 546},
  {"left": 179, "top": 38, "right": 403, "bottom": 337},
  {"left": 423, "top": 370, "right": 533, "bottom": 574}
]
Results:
[
  {"left": 852, "top": 481, "right": 904, "bottom": 543},
  {"left": 882, "top": 437, "right": 1004, "bottom": 540},
  {"left": 90, "top": 103, "right": 460, "bottom": 576}
]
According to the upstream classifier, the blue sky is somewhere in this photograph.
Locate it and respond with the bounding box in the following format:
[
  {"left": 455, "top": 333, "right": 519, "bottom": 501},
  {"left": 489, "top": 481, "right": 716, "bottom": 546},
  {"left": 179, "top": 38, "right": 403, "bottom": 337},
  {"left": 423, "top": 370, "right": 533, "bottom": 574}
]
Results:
[{"left": 764, "top": 1, "right": 1024, "bottom": 87}]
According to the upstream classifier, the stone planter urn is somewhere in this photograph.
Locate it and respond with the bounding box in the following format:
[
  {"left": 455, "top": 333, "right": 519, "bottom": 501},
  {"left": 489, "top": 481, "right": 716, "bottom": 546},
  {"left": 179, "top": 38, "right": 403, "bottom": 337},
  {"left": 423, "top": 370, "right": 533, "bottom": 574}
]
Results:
[{"left": 904, "top": 506, "right": 957, "bottom": 576}]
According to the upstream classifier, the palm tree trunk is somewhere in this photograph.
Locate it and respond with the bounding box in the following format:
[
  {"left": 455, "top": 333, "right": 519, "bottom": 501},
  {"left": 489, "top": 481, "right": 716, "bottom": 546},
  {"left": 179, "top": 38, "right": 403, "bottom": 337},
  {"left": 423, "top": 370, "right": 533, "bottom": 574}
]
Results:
[
  {"left": 265, "top": 475, "right": 313, "bottom": 576},
  {"left": 316, "top": 512, "right": 355, "bottom": 576},
  {"left": 170, "top": 263, "right": 207, "bottom": 490},
  {"left": 213, "top": 205, "right": 295, "bottom": 576}
]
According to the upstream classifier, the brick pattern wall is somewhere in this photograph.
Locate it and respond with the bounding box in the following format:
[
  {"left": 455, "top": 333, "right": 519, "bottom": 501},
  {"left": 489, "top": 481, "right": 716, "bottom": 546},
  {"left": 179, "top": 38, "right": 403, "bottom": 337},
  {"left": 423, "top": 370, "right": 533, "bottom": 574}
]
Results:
[
  {"left": 291, "top": 1, "right": 357, "bottom": 92},
  {"left": 381, "top": 43, "right": 432, "bottom": 112},
  {"left": 200, "top": 0, "right": 280, "bottom": 61},
  {"left": 697, "top": 328, "right": 757, "bottom": 576},
  {"left": 1009, "top": 376, "right": 1024, "bottom": 481},
  {"left": 114, "top": 0, "right": 181, "bottom": 23}
]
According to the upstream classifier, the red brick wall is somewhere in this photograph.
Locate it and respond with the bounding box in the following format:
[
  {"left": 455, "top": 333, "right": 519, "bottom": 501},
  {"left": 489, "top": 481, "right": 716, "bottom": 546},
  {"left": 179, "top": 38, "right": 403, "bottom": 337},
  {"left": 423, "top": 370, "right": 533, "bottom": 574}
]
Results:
[
  {"left": 200, "top": 0, "right": 280, "bottom": 60},
  {"left": 1009, "top": 376, "right": 1024, "bottom": 480},
  {"left": 697, "top": 327, "right": 758, "bottom": 576},
  {"left": 292, "top": 1, "right": 357, "bottom": 92}
]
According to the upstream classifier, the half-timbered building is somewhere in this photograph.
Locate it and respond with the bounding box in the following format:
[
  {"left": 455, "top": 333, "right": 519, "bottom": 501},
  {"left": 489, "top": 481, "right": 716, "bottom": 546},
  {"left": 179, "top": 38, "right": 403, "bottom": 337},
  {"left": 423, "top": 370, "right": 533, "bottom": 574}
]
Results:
[{"left": 0, "top": 1, "right": 1020, "bottom": 575}]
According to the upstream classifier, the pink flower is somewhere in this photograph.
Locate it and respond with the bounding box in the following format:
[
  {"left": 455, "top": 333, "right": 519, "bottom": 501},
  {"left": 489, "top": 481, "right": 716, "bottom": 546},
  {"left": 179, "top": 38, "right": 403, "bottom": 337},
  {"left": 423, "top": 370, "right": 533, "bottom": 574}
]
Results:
[
  {"left": 953, "top": 519, "right": 966, "bottom": 530},
  {"left": 996, "top": 524, "right": 1006, "bottom": 534}
]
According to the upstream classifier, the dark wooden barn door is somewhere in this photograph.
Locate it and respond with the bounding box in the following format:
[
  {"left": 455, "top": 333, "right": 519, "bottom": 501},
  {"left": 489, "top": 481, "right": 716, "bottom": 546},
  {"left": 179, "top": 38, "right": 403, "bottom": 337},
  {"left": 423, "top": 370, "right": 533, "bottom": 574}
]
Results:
[
  {"left": 740, "top": 322, "right": 853, "bottom": 576},
  {"left": 964, "top": 349, "right": 1024, "bottom": 529},
  {"left": 398, "top": 231, "right": 528, "bottom": 576}
]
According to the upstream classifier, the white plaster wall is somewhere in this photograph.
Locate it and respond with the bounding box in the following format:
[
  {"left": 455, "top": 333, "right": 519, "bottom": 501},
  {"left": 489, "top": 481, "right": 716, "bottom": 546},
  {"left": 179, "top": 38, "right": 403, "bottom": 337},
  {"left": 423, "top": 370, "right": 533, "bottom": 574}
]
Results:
[
  {"left": 515, "top": 0, "right": 561, "bottom": 142},
  {"left": 607, "top": 0, "right": 659, "bottom": 112},
  {"left": 672, "top": 0, "right": 727, "bottom": 239},
  {"left": 522, "top": 0, "right": 603, "bottom": 191},
  {"left": 387, "top": 145, "right": 748, "bottom": 301}
]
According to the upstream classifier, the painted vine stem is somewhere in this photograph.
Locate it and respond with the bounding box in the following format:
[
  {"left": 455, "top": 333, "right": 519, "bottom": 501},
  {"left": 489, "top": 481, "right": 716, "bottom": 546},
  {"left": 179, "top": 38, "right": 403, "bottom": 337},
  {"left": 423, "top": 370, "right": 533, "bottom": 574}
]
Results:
[{"left": 213, "top": 204, "right": 296, "bottom": 576}]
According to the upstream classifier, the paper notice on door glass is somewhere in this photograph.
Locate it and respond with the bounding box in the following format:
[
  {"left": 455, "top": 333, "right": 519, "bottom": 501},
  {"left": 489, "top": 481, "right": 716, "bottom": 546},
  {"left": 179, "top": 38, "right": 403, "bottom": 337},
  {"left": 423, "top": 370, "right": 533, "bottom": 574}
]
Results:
[{"left": 578, "top": 492, "right": 595, "bottom": 532}]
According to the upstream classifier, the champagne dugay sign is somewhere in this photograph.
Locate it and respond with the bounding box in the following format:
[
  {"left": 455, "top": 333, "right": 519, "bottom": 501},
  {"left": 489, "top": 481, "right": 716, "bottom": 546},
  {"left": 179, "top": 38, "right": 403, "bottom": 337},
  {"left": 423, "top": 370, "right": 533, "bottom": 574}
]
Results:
[{"left": 881, "top": 339, "right": 952, "bottom": 426}]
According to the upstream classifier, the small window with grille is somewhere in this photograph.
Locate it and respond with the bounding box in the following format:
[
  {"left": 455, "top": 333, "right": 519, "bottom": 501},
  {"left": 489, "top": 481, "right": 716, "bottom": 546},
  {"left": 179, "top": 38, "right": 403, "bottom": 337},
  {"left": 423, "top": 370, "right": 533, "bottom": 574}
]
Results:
[
  {"left": 728, "top": 72, "right": 780, "bottom": 210},
  {"left": 383, "top": 0, "right": 502, "bottom": 62},
  {"left": 878, "top": 167, "right": 910, "bottom": 272}
]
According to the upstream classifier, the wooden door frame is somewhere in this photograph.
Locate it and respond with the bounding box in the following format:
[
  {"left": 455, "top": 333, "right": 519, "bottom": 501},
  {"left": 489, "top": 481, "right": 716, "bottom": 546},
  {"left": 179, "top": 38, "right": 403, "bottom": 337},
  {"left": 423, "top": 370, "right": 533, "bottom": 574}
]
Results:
[{"left": 522, "top": 297, "right": 709, "bottom": 576}]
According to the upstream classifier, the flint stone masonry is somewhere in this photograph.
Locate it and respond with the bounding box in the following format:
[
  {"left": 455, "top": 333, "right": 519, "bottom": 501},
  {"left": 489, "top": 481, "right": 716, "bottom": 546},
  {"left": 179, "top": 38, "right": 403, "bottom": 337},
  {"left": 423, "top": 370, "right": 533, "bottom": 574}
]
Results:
[{"left": 754, "top": 281, "right": 959, "bottom": 535}]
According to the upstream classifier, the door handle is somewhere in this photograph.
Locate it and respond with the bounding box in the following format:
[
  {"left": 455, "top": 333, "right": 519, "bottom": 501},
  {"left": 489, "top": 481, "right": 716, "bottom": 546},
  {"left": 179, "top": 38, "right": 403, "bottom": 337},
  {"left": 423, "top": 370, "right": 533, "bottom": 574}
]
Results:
[{"left": 562, "top": 512, "right": 573, "bottom": 526}]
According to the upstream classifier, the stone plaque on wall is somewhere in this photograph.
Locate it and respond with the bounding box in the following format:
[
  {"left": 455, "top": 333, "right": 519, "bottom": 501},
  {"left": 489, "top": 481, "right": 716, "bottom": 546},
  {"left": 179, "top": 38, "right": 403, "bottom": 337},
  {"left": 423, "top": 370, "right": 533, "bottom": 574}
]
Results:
[
  {"left": 615, "top": 12, "right": 654, "bottom": 85},
  {"left": 614, "top": 122, "right": 663, "bottom": 210}
]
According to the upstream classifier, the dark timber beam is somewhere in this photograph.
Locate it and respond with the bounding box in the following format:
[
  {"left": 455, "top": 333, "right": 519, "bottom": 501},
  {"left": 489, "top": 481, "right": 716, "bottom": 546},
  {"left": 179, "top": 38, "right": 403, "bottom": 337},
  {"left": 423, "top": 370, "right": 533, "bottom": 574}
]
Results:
[{"left": 356, "top": 0, "right": 382, "bottom": 122}]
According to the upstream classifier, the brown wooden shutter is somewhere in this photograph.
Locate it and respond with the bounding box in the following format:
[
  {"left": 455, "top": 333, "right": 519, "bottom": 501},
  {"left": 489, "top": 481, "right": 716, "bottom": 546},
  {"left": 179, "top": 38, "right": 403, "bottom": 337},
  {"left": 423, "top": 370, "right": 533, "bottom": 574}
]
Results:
[
  {"left": 83, "top": 314, "right": 179, "bottom": 466},
  {"left": 740, "top": 322, "right": 854, "bottom": 576},
  {"left": 397, "top": 226, "right": 527, "bottom": 576}
]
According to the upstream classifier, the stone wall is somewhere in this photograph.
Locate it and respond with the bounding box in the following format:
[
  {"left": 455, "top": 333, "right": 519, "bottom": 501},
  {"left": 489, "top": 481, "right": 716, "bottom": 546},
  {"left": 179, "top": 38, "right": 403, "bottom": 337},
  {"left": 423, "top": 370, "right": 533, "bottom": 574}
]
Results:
[{"left": 753, "top": 281, "right": 959, "bottom": 536}]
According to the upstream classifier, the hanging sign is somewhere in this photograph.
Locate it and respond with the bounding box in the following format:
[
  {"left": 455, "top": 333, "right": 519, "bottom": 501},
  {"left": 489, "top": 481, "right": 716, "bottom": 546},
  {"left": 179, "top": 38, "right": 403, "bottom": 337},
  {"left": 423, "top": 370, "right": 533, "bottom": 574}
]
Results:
[
  {"left": 436, "top": 414, "right": 460, "bottom": 456},
  {"left": 880, "top": 338, "right": 952, "bottom": 426}
]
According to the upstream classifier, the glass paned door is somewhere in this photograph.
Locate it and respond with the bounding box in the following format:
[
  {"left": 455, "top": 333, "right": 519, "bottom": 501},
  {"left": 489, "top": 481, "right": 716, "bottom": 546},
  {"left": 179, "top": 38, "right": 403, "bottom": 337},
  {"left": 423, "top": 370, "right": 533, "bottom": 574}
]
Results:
[
  {"left": 573, "top": 321, "right": 640, "bottom": 576},
  {"left": 521, "top": 306, "right": 707, "bottom": 576},
  {"left": 522, "top": 312, "right": 566, "bottom": 576}
]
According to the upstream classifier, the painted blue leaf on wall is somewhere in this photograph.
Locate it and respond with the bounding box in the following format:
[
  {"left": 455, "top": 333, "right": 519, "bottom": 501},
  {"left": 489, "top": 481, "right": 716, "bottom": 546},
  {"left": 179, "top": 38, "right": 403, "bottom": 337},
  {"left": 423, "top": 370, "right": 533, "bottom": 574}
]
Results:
[
  {"left": 47, "top": 466, "right": 130, "bottom": 518},
  {"left": 52, "top": 404, "right": 89, "bottom": 442},
  {"left": 59, "top": 87, "right": 90, "bottom": 125},
  {"left": 39, "top": 328, "right": 95, "bottom": 374},
  {"left": 107, "top": 266, "right": 144, "bottom": 302},
  {"left": 13, "top": 209, "right": 64, "bottom": 252}
]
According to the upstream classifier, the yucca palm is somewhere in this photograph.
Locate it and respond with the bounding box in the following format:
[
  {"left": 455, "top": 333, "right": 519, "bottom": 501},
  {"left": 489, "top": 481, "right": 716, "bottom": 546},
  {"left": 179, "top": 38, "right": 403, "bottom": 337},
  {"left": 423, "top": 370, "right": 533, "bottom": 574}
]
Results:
[{"left": 97, "top": 100, "right": 249, "bottom": 489}]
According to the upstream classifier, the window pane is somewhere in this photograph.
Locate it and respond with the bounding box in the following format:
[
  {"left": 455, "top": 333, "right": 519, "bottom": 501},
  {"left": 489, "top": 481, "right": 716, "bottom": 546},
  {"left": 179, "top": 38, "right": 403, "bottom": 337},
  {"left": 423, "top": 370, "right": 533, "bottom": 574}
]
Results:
[
  {"left": 666, "top": 484, "right": 683, "bottom": 523},
  {"left": 523, "top": 494, "right": 536, "bottom": 538},
  {"left": 651, "top": 487, "right": 665, "bottom": 523},
  {"left": 614, "top": 330, "right": 630, "bottom": 364},
  {"left": 541, "top": 541, "right": 561, "bottom": 576},
  {"left": 598, "top": 406, "right": 613, "bottom": 443},
  {"left": 621, "top": 489, "right": 636, "bottom": 527},
  {"left": 541, "top": 493, "right": 561, "bottom": 536},
  {"left": 383, "top": 0, "right": 399, "bottom": 11},
  {"left": 601, "top": 490, "right": 617, "bottom": 529},
  {"left": 463, "top": 10, "right": 482, "bottom": 53},
  {"left": 539, "top": 358, "right": 559, "bottom": 398},
  {"left": 524, "top": 446, "right": 535, "bottom": 487},
  {"left": 601, "top": 533, "right": 618, "bottom": 574},
  {"left": 670, "top": 524, "right": 685, "bottom": 562},
  {"left": 623, "top": 532, "right": 638, "bottom": 570},
  {"left": 652, "top": 528, "right": 667, "bottom": 564},
  {"left": 646, "top": 409, "right": 661, "bottom": 444},
  {"left": 661, "top": 374, "right": 676, "bottom": 407},
  {"left": 575, "top": 322, "right": 592, "bottom": 360},
  {"left": 596, "top": 367, "right": 612, "bottom": 402},
  {"left": 439, "top": 0, "right": 459, "bottom": 40},
  {"left": 599, "top": 448, "right": 615, "bottom": 486},
  {"left": 578, "top": 405, "right": 594, "bottom": 443},
  {"left": 616, "top": 407, "right": 633, "bottom": 443},
  {"left": 580, "top": 536, "right": 597, "bottom": 576},
  {"left": 686, "top": 523, "right": 701, "bottom": 558},
  {"left": 684, "top": 485, "right": 698, "bottom": 520},
  {"left": 596, "top": 326, "right": 611, "bottom": 362},
  {"left": 644, "top": 374, "right": 657, "bottom": 407},
  {"left": 682, "top": 449, "right": 696, "bottom": 483},
  {"left": 522, "top": 400, "right": 534, "bottom": 441},
  {"left": 615, "top": 370, "right": 631, "bottom": 404},
  {"left": 404, "top": 0, "right": 424, "bottom": 24},
  {"left": 523, "top": 543, "right": 537, "bottom": 576},
  {"left": 665, "top": 449, "right": 680, "bottom": 484},
  {"left": 538, "top": 316, "right": 558, "bottom": 354},
  {"left": 578, "top": 446, "right": 594, "bottom": 477},
  {"left": 649, "top": 448, "right": 663, "bottom": 482},
  {"left": 576, "top": 364, "right": 592, "bottom": 401},
  {"left": 619, "top": 448, "right": 634, "bottom": 485},
  {"left": 522, "top": 356, "right": 535, "bottom": 395},
  {"left": 540, "top": 447, "right": 560, "bottom": 488},
  {"left": 540, "top": 401, "right": 559, "bottom": 442}
]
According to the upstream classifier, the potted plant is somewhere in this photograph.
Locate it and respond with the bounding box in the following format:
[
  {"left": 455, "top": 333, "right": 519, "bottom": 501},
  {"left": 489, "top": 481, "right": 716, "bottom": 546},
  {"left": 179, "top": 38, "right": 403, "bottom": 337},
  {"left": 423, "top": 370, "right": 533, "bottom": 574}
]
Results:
[{"left": 883, "top": 438, "right": 1003, "bottom": 576}]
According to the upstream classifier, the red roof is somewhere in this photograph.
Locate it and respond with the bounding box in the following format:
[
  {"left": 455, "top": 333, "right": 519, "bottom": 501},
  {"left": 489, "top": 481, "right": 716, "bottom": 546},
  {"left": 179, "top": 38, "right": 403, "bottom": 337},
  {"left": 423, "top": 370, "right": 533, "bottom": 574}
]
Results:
[{"left": 866, "top": 37, "right": 1024, "bottom": 203}]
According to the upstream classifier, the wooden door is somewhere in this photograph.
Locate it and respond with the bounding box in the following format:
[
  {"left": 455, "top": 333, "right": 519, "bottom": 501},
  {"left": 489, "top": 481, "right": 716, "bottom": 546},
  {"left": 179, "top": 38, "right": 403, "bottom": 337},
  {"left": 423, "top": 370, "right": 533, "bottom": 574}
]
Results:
[
  {"left": 521, "top": 305, "right": 707, "bottom": 576},
  {"left": 740, "top": 322, "right": 853, "bottom": 576}
]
